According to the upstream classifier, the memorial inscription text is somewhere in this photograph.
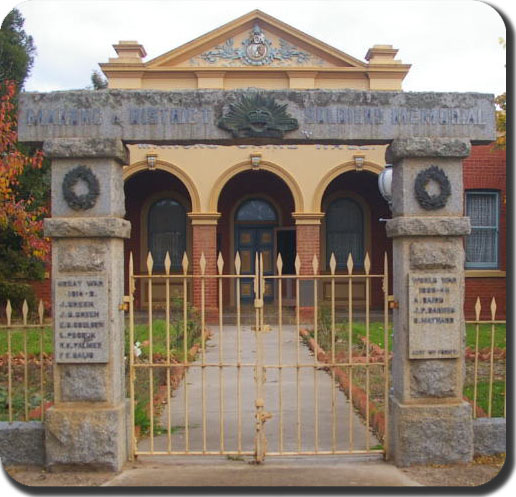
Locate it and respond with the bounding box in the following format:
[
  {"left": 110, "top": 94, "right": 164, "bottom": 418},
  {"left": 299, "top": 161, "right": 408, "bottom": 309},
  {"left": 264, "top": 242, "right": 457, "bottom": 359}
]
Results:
[
  {"left": 56, "top": 276, "right": 108, "bottom": 363},
  {"left": 24, "top": 105, "right": 487, "bottom": 127},
  {"left": 408, "top": 272, "right": 460, "bottom": 359}
]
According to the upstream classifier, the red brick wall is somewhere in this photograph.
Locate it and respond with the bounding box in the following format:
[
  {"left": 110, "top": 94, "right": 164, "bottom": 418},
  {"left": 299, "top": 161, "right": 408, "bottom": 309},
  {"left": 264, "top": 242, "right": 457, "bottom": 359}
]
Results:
[
  {"left": 192, "top": 224, "right": 217, "bottom": 315},
  {"left": 296, "top": 224, "right": 320, "bottom": 274},
  {"left": 463, "top": 144, "right": 506, "bottom": 319},
  {"left": 28, "top": 277, "right": 51, "bottom": 315},
  {"left": 464, "top": 279, "right": 506, "bottom": 321},
  {"left": 26, "top": 252, "right": 52, "bottom": 316}
]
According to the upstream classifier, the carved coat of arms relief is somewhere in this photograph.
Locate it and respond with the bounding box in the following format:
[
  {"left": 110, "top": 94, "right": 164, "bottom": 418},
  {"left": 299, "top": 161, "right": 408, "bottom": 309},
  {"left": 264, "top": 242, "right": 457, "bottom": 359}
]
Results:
[{"left": 192, "top": 23, "right": 318, "bottom": 67}]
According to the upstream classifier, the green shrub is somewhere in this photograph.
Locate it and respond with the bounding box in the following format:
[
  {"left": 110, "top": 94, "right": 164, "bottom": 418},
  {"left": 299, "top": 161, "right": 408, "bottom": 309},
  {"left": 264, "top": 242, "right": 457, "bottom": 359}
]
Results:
[{"left": 0, "top": 281, "right": 37, "bottom": 319}]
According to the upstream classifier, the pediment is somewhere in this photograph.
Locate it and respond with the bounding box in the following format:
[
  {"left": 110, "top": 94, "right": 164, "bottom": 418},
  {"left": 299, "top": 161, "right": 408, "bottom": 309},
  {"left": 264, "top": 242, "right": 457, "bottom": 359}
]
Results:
[{"left": 146, "top": 10, "right": 366, "bottom": 70}]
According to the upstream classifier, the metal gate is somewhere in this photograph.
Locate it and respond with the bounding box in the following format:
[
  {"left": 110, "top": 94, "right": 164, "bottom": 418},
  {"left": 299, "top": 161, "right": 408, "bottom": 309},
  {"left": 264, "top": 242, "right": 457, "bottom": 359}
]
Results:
[{"left": 126, "top": 250, "right": 390, "bottom": 462}]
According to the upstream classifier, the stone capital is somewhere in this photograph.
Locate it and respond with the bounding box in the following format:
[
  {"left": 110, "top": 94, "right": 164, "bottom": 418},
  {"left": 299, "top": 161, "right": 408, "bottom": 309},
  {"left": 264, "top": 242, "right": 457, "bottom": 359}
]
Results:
[
  {"left": 187, "top": 212, "right": 221, "bottom": 225},
  {"left": 44, "top": 217, "right": 131, "bottom": 238},
  {"left": 292, "top": 212, "right": 325, "bottom": 225},
  {"left": 386, "top": 138, "right": 471, "bottom": 163},
  {"left": 386, "top": 216, "right": 471, "bottom": 237},
  {"left": 43, "top": 138, "right": 128, "bottom": 163}
]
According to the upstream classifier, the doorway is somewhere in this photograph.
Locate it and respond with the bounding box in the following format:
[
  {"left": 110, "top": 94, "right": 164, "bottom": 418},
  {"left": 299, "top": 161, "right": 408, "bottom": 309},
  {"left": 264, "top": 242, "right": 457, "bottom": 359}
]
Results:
[
  {"left": 276, "top": 228, "right": 296, "bottom": 306},
  {"left": 235, "top": 198, "right": 277, "bottom": 303}
]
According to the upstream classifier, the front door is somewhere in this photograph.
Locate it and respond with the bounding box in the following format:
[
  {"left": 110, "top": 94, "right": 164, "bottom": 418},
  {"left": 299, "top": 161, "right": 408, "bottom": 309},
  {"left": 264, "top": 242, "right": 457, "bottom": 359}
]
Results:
[{"left": 236, "top": 226, "right": 274, "bottom": 303}]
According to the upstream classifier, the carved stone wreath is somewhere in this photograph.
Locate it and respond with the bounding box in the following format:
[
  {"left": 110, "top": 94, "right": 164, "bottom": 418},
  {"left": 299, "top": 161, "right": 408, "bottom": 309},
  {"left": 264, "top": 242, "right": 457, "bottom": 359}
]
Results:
[
  {"left": 414, "top": 165, "right": 451, "bottom": 210},
  {"left": 62, "top": 165, "right": 100, "bottom": 211}
]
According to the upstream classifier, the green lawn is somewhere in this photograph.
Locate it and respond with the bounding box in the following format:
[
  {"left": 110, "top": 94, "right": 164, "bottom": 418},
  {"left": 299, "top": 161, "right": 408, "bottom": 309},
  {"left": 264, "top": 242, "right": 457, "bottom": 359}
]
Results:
[
  {"left": 0, "top": 326, "right": 53, "bottom": 356},
  {"left": 464, "top": 381, "right": 505, "bottom": 418},
  {"left": 466, "top": 324, "right": 506, "bottom": 350},
  {"left": 311, "top": 317, "right": 393, "bottom": 354},
  {"left": 311, "top": 320, "right": 506, "bottom": 355},
  {"left": 127, "top": 312, "right": 204, "bottom": 434},
  {"left": 129, "top": 317, "right": 203, "bottom": 360},
  {"left": 1, "top": 313, "right": 203, "bottom": 430},
  {"left": 0, "top": 316, "right": 204, "bottom": 360}
]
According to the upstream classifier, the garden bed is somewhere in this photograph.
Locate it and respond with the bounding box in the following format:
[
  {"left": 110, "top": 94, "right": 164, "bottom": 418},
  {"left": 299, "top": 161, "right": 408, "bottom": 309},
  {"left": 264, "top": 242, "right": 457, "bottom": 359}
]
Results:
[{"left": 301, "top": 319, "right": 507, "bottom": 442}]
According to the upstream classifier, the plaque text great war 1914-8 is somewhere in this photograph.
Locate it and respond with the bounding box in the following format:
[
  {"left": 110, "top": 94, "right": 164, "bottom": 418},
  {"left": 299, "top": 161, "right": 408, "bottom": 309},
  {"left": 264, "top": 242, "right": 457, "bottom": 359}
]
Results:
[{"left": 55, "top": 275, "right": 108, "bottom": 363}]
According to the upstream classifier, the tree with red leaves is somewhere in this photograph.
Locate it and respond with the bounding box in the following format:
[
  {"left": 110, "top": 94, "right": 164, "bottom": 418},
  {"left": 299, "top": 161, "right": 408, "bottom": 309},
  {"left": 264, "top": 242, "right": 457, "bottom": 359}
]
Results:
[
  {"left": 0, "top": 80, "right": 49, "bottom": 303},
  {"left": 0, "top": 9, "right": 49, "bottom": 312}
]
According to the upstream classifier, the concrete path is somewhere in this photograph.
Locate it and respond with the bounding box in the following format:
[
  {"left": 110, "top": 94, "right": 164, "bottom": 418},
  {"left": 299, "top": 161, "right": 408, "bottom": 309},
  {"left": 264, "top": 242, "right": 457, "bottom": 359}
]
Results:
[
  {"left": 116, "top": 323, "right": 419, "bottom": 487},
  {"left": 138, "top": 322, "right": 378, "bottom": 455},
  {"left": 104, "top": 457, "right": 422, "bottom": 487}
]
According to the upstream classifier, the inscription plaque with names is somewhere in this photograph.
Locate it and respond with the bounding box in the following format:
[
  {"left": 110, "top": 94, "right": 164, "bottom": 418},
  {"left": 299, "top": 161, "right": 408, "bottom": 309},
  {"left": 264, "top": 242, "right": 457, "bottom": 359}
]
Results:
[
  {"left": 408, "top": 272, "right": 460, "bottom": 359},
  {"left": 55, "top": 276, "right": 108, "bottom": 363}
]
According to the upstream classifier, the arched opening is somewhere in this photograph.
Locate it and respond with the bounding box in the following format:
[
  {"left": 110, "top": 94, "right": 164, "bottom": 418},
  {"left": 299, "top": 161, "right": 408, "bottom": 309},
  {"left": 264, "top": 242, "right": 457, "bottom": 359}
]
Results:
[
  {"left": 217, "top": 169, "right": 296, "bottom": 306},
  {"left": 124, "top": 169, "right": 192, "bottom": 308},
  {"left": 321, "top": 170, "right": 391, "bottom": 309}
]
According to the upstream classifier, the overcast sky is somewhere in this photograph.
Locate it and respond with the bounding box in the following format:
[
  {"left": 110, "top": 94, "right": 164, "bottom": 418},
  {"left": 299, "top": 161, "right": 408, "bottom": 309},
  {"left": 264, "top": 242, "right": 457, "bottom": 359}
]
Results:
[{"left": 1, "top": 0, "right": 510, "bottom": 95}]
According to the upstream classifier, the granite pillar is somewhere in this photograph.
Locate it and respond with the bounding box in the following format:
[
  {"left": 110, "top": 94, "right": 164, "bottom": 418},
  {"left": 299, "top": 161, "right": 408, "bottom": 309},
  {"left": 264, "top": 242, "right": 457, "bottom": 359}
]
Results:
[
  {"left": 386, "top": 137, "right": 474, "bottom": 467},
  {"left": 43, "top": 138, "right": 130, "bottom": 471}
]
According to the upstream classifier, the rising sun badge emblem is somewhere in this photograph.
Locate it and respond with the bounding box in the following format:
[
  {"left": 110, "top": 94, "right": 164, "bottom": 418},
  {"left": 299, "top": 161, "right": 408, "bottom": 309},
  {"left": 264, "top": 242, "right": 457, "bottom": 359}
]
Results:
[{"left": 217, "top": 93, "right": 299, "bottom": 139}]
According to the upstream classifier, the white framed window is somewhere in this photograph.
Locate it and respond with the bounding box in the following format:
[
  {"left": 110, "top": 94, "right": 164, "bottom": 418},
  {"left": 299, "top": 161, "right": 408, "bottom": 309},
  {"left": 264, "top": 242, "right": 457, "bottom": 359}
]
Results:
[{"left": 465, "top": 191, "right": 499, "bottom": 269}]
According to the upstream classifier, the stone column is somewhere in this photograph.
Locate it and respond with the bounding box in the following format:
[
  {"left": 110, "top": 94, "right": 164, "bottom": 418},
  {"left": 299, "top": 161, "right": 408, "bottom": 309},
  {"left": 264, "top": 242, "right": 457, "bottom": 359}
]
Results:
[
  {"left": 293, "top": 213, "right": 324, "bottom": 322},
  {"left": 43, "top": 138, "right": 130, "bottom": 471},
  {"left": 189, "top": 213, "right": 220, "bottom": 323},
  {"left": 386, "top": 137, "right": 473, "bottom": 467}
]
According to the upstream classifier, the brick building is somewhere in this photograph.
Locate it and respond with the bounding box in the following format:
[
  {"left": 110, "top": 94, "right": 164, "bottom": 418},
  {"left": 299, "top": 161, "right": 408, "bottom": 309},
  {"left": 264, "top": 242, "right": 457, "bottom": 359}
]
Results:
[{"left": 33, "top": 10, "right": 506, "bottom": 319}]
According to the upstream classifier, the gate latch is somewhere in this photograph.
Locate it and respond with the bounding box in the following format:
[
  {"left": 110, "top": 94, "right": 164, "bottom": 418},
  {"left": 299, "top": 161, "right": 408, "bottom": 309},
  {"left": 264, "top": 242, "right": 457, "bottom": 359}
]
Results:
[
  {"left": 388, "top": 295, "right": 398, "bottom": 309},
  {"left": 259, "top": 411, "right": 272, "bottom": 423},
  {"left": 119, "top": 295, "right": 132, "bottom": 312},
  {"left": 255, "top": 399, "right": 272, "bottom": 423}
]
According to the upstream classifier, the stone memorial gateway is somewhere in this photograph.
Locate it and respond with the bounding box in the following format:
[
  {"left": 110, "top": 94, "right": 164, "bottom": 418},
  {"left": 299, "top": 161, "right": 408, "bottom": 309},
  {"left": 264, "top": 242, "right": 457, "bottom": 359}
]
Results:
[{"left": 17, "top": 88, "right": 495, "bottom": 470}]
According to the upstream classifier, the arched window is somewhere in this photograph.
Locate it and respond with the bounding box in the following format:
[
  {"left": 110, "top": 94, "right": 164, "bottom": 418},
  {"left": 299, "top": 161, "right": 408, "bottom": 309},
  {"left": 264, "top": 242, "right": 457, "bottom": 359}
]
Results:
[
  {"left": 148, "top": 198, "right": 186, "bottom": 271},
  {"left": 236, "top": 198, "right": 277, "bottom": 222},
  {"left": 326, "top": 198, "right": 364, "bottom": 268}
]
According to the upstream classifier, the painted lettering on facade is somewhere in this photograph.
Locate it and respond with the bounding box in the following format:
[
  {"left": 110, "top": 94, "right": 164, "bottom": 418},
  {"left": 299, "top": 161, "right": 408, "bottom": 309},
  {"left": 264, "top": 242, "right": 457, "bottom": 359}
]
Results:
[
  {"left": 304, "top": 107, "right": 486, "bottom": 126},
  {"left": 408, "top": 273, "right": 460, "bottom": 359},
  {"left": 304, "top": 106, "right": 385, "bottom": 125},
  {"left": 55, "top": 276, "right": 108, "bottom": 363},
  {"left": 24, "top": 106, "right": 213, "bottom": 126},
  {"left": 24, "top": 105, "right": 486, "bottom": 127},
  {"left": 128, "top": 107, "right": 213, "bottom": 125},
  {"left": 25, "top": 107, "right": 103, "bottom": 125}
]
